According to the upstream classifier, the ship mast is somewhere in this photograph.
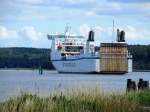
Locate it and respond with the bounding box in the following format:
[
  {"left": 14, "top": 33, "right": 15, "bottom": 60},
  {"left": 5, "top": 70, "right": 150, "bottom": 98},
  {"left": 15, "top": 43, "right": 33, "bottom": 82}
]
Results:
[
  {"left": 112, "top": 20, "right": 115, "bottom": 43},
  {"left": 64, "top": 24, "right": 71, "bottom": 38}
]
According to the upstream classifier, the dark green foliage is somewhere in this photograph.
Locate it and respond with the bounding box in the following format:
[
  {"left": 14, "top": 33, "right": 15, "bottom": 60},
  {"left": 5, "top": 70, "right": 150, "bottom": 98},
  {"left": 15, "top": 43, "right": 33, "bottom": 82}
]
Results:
[
  {"left": 0, "top": 45, "right": 150, "bottom": 70},
  {"left": 128, "top": 45, "right": 150, "bottom": 70},
  {"left": 0, "top": 47, "right": 54, "bottom": 69}
]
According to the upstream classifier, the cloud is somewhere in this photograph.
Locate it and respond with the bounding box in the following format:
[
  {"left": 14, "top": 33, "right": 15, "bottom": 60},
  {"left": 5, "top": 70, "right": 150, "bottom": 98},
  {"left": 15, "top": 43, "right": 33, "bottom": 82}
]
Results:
[
  {"left": 20, "top": 0, "right": 44, "bottom": 5},
  {"left": 0, "top": 0, "right": 150, "bottom": 46},
  {"left": 0, "top": 0, "right": 150, "bottom": 22},
  {"left": 0, "top": 24, "right": 149, "bottom": 48},
  {"left": 108, "top": 0, "right": 150, "bottom": 3},
  {"left": 142, "top": 3, "right": 150, "bottom": 10},
  {"left": 125, "top": 26, "right": 139, "bottom": 39},
  {"left": 79, "top": 24, "right": 112, "bottom": 36},
  {"left": 122, "top": 26, "right": 150, "bottom": 44},
  {"left": 79, "top": 24, "right": 91, "bottom": 37},
  {"left": 78, "top": 24, "right": 150, "bottom": 44},
  {"left": 78, "top": 24, "right": 113, "bottom": 44},
  {"left": 0, "top": 26, "right": 19, "bottom": 39},
  {"left": 20, "top": 26, "right": 50, "bottom": 48},
  {"left": 85, "top": 11, "right": 96, "bottom": 17},
  {"left": 1, "top": 0, "right": 150, "bottom": 44},
  {"left": 22, "top": 26, "right": 42, "bottom": 41},
  {"left": 113, "top": 26, "right": 150, "bottom": 44},
  {"left": 0, "top": 25, "right": 50, "bottom": 47},
  {"left": 0, "top": 26, "right": 23, "bottom": 47}
]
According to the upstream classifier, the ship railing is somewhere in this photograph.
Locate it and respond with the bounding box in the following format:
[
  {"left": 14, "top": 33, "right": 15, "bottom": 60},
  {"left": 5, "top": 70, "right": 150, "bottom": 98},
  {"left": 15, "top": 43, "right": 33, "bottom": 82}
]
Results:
[{"left": 47, "top": 34, "right": 84, "bottom": 39}]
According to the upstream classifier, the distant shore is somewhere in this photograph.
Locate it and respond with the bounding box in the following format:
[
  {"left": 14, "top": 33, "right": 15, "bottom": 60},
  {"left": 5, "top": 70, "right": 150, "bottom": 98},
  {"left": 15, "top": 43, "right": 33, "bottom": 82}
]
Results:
[
  {"left": 133, "top": 70, "right": 150, "bottom": 72},
  {"left": 1, "top": 68, "right": 150, "bottom": 72},
  {"left": 0, "top": 46, "right": 150, "bottom": 70},
  {"left": 0, "top": 68, "right": 53, "bottom": 70}
]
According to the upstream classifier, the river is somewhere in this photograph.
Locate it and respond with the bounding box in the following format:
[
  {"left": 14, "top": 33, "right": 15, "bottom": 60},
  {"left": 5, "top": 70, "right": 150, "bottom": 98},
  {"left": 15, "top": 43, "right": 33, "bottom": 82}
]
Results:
[{"left": 0, "top": 69, "right": 150, "bottom": 101}]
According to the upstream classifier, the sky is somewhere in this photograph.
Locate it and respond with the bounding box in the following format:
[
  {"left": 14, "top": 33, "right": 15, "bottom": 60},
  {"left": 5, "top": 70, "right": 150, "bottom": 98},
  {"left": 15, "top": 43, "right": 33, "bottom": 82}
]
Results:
[{"left": 0, "top": 0, "right": 150, "bottom": 48}]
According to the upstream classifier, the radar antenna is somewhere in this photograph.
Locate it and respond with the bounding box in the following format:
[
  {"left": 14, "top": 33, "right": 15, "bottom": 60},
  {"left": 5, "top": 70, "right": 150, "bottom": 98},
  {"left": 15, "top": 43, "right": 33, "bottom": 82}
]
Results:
[
  {"left": 112, "top": 20, "right": 115, "bottom": 43},
  {"left": 64, "top": 23, "right": 71, "bottom": 37}
]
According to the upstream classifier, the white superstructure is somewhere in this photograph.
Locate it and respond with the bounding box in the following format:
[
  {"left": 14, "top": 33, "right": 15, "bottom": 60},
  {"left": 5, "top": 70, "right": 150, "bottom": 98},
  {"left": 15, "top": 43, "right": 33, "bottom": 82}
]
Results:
[{"left": 47, "top": 29, "right": 132, "bottom": 74}]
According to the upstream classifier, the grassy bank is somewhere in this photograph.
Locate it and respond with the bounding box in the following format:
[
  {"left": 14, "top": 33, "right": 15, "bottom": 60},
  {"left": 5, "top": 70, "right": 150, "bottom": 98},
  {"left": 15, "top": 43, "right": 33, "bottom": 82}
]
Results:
[{"left": 0, "top": 90, "right": 150, "bottom": 112}]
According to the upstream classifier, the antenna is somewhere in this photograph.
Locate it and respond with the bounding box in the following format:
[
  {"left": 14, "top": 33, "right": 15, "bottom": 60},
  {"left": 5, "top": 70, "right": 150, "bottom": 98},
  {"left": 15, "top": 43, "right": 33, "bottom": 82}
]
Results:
[
  {"left": 112, "top": 20, "right": 115, "bottom": 43},
  {"left": 64, "top": 23, "right": 71, "bottom": 37}
]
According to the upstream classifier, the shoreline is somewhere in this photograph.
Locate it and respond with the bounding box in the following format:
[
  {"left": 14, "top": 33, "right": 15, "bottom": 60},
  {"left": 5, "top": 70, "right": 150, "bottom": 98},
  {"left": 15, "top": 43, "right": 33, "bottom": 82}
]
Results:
[{"left": 0, "top": 68, "right": 150, "bottom": 72}]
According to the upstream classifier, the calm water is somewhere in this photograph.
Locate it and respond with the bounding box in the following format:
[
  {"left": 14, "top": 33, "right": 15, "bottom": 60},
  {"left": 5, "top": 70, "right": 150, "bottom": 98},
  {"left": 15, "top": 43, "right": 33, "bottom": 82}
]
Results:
[{"left": 0, "top": 70, "right": 150, "bottom": 101}]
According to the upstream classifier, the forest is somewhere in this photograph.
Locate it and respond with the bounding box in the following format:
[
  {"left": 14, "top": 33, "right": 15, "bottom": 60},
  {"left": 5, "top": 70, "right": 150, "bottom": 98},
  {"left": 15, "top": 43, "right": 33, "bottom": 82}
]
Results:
[
  {"left": 0, "top": 47, "right": 54, "bottom": 69},
  {"left": 0, "top": 45, "right": 150, "bottom": 70}
]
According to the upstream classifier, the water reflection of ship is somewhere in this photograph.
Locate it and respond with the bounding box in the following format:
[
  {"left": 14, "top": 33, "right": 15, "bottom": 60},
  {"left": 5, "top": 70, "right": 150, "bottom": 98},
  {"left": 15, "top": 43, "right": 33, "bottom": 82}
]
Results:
[{"left": 47, "top": 28, "right": 132, "bottom": 74}]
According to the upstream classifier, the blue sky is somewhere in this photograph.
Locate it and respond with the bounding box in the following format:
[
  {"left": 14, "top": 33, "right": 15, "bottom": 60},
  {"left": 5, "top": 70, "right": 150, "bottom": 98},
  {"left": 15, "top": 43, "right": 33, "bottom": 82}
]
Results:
[{"left": 0, "top": 0, "right": 150, "bottom": 48}]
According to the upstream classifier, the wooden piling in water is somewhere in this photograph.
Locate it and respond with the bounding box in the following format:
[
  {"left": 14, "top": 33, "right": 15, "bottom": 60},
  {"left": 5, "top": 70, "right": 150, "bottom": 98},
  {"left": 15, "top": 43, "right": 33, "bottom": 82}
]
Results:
[
  {"left": 38, "top": 65, "right": 43, "bottom": 75},
  {"left": 138, "top": 78, "right": 149, "bottom": 90},
  {"left": 126, "top": 79, "right": 136, "bottom": 92}
]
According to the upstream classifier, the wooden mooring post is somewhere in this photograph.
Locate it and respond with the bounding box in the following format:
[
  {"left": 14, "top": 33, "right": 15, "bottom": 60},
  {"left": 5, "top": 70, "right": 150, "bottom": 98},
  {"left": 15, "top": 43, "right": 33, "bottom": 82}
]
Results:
[
  {"left": 138, "top": 78, "right": 149, "bottom": 90},
  {"left": 126, "top": 79, "right": 136, "bottom": 92},
  {"left": 38, "top": 64, "right": 43, "bottom": 75},
  {"left": 126, "top": 78, "right": 149, "bottom": 92}
]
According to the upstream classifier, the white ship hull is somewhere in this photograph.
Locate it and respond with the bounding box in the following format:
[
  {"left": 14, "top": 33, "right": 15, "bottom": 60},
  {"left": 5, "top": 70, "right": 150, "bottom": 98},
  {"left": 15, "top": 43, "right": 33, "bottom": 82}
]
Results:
[
  {"left": 51, "top": 58, "right": 132, "bottom": 73},
  {"left": 51, "top": 58, "right": 100, "bottom": 73}
]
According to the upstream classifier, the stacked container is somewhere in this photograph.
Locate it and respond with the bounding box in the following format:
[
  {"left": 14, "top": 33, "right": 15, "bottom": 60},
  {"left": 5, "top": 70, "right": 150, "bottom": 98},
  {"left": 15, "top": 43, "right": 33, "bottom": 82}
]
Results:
[{"left": 100, "top": 43, "right": 128, "bottom": 74}]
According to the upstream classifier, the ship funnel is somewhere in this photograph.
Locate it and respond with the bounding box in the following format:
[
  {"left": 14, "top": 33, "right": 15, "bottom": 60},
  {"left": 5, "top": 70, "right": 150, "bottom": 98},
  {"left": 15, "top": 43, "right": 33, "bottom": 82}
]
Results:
[
  {"left": 120, "top": 30, "right": 125, "bottom": 42},
  {"left": 117, "top": 29, "right": 120, "bottom": 42},
  {"left": 88, "top": 30, "right": 94, "bottom": 41},
  {"left": 117, "top": 29, "right": 125, "bottom": 42}
]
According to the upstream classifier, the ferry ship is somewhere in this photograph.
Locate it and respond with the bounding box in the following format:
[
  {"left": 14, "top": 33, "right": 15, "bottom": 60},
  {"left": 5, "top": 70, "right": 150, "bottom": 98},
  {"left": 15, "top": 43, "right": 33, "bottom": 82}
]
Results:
[{"left": 47, "top": 28, "right": 132, "bottom": 74}]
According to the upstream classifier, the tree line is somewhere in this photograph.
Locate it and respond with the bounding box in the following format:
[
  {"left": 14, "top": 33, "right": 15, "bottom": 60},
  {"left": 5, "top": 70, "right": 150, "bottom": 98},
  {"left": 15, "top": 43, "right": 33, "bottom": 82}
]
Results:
[
  {"left": 0, "top": 47, "right": 54, "bottom": 69},
  {"left": 0, "top": 45, "right": 150, "bottom": 70}
]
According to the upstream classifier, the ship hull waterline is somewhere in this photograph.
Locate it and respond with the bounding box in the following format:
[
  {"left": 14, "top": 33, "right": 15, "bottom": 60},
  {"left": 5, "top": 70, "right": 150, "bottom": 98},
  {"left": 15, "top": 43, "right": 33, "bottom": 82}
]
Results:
[{"left": 51, "top": 58, "right": 129, "bottom": 74}]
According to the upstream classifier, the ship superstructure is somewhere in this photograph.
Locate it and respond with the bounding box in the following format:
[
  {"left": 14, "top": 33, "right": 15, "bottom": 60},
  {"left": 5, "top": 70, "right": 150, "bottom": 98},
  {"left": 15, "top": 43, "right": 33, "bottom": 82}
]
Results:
[{"left": 47, "top": 28, "right": 132, "bottom": 74}]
